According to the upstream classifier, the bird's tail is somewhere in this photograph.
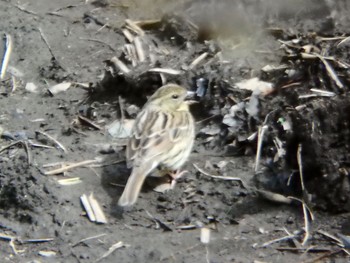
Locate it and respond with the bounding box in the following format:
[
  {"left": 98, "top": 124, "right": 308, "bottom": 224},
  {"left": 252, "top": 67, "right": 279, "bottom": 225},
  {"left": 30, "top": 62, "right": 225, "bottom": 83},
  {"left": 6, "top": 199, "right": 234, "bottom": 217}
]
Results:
[{"left": 118, "top": 170, "right": 147, "bottom": 206}]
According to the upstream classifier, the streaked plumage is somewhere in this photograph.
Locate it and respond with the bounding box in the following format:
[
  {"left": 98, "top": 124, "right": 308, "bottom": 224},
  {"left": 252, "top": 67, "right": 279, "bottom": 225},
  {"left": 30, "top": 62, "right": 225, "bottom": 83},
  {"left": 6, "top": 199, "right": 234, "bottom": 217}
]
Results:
[{"left": 118, "top": 84, "right": 195, "bottom": 206}]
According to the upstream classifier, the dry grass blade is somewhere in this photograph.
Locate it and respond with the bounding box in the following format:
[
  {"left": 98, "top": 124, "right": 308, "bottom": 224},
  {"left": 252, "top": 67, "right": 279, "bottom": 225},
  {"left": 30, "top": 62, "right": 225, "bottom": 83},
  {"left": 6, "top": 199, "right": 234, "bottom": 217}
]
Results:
[
  {"left": 189, "top": 52, "right": 208, "bottom": 70},
  {"left": 0, "top": 140, "right": 31, "bottom": 164},
  {"left": 315, "top": 54, "right": 344, "bottom": 89},
  {"left": 261, "top": 233, "right": 299, "bottom": 248},
  {"left": 193, "top": 163, "right": 244, "bottom": 182},
  {"left": 57, "top": 177, "right": 82, "bottom": 186},
  {"left": 36, "top": 130, "right": 67, "bottom": 153},
  {"left": 95, "top": 241, "right": 125, "bottom": 262},
  {"left": 255, "top": 125, "right": 268, "bottom": 172},
  {"left": 317, "top": 230, "right": 343, "bottom": 247},
  {"left": 78, "top": 115, "right": 103, "bottom": 130},
  {"left": 43, "top": 159, "right": 100, "bottom": 175},
  {"left": 1, "top": 33, "right": 13, "bottom": 80},
  {"left": 148, "top": 68, "right": 182, "bottom": 75},
  {"left": 337, "top": 36, "right": 350, "bottom": 47},
  {"left": 72, "top": 233, "right": 107, "bottom": 247},
  {"left": 125, "top": 19, "right": 144, "bottom": 36}
]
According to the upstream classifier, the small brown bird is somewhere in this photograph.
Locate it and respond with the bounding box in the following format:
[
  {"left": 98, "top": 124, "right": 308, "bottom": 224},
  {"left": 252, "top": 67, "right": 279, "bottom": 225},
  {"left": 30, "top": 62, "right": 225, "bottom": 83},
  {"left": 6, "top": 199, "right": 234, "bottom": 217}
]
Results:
[{"left": 118, "top": 84, "right": 195, "bottom": 206}]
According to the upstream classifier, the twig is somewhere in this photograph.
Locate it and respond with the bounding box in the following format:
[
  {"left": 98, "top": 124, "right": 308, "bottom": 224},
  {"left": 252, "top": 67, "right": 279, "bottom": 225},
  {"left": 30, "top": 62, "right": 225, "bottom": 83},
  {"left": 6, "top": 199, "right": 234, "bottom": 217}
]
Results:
[
  {"left": 122, "top": 29, "right": 134, "bottom": 43},
  {"left": 38, "top": 28, "right": 66, "bottom": 71},
  {"left": 261, "top": 233, "right": 299, "bottom": 248},
  {"left": 148, "top": 68, "right": 182, "bottom": 75},
  {"left": 193, "top": 163, "right": 243, "bottom": 182},
  {"left": 125, "top": 19, "right": 145, "bottom": 36},
  {"left": 134, "top": 36, "right": 145, "bottom": 62},
  {"left": 0, "top": 140, "right": 31, "bottom": 164},
  {"left": 79, "top": 37, "right": 115, "bottom": 52},
  {"left": 314, "top": 53, "right": 344, "bottom": 89},
  {"left": 35, "top": 130, "right": 67, "bottom": 153},
  {"left": 43, "top": 159, "right": 100, "bottom": 175},
  {"left": 188, "top": 52, "right": 208, "bottom": 70},
  {"left": 118, "top": 96, "right": 125, "bottom": 121},
  {"left": 301, "top": 249, "right": 344, "bottom": 263},
  {"left": 255, "top": 125, "right": 268, "bottom": 172},
  {"left": 317, "top": 230, "right": 343, "bottom": 247},
  {"left": 296, "top": 144, "right": 312, "bottom": 246},
  {"left": 95, "top": 241, "right": 126, "bottom": 262},
  {"left": 110, "top": 56, "right": 131, "bottom": 75},
  {"left": 78, "top": 115, "right": 103, "bottom": 130},
  {"left": 72, "top": 233, "right": 107, "bottom": 247},
  {"left": 14, "top": 3, "right": 39, "bottom": 16},
  {"left": 1, "top": 33, "right": 13, "bottom": 80}
]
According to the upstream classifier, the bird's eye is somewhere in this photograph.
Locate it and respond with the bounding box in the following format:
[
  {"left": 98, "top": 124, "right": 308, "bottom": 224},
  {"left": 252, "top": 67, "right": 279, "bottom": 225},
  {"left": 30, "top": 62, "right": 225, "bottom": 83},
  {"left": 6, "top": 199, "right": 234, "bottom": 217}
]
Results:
[{"left": 172, "top": 94, "right": 179, "bottom": 99}]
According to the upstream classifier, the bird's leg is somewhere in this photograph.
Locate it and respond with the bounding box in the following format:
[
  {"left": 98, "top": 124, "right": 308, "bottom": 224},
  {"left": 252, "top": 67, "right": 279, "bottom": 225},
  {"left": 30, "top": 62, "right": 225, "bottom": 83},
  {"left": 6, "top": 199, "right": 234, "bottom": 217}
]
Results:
[{"left": 169, "top": 170, "right": 189, "bottom": 189}]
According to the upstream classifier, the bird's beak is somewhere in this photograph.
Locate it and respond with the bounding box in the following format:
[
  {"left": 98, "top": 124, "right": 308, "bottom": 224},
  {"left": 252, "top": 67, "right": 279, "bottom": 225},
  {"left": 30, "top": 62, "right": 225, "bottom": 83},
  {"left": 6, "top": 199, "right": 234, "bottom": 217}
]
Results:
[{"left": 185, "top": 91, "right": 198, "bottom": 105}]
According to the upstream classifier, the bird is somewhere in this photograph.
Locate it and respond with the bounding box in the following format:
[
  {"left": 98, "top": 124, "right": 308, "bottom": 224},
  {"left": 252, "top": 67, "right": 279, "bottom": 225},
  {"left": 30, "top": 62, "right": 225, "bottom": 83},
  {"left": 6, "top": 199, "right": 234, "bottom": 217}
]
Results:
[{"left": 118, "top": 83, "right": 195, "bottom": 206}]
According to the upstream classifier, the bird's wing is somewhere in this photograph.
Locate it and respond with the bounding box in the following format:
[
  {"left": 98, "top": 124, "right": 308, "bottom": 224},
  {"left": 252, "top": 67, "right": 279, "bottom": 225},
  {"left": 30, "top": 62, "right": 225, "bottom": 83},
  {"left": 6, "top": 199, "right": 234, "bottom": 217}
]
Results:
[{"left": 126, "top": 108, "right": 191, "bottom": 167}]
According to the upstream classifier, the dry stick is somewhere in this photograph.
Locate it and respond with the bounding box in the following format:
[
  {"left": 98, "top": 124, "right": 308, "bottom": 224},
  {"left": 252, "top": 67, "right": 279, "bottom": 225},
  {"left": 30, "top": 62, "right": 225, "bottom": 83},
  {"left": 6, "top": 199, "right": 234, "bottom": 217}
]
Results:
[
  {"left": 110, "top": 56, "right": 130, "bottom": 75},
  {"left": 11, "top": 75, "right": 17, "bottom": 92},
  {"left": 44, "top": 159, "right": 100, "bottom": 175},
  {"left": 134, "top": 36, "right": 145, "bottom": 62},
  {"left": 317, "top": 230, "right": 344, "bottom": 247},
  {"left": 122, "top": 29, "right": 134, "bottom": 43},
  {"left": 315, "top": 53, "right": 344, "bottom": 89},
  {"left": 78, "top": 115, "right": 102, "bottom": 130},
  {"left": 79, "top": 37, "right": 115, "bottom": 52},
  {"left": 0, "top": 141, "right": 31, "bottom": 164},
  {"left": 95, "top": 241, "right": 126, "bottom": 262},
  {"left": 14, "top": 3, "right": 39, "bottom": 16},
  {"left": 297, "top": 144, "right": 312, "bottom": 246},
  {"left": 302, "top": 249, "right": 344, "bottom": 263},
  {"left": 23, "top": 140, "right": 32, "bottom": 165},
  {"left": 72, "top": 233, "right": 107, "bottom": 247},
  {"left": 1, "top": 33, "right": 13, "bottom": 80},
  {"left": 148, "top": 68, "right": 182, "bottom": 75},
  {"left": 337, "top": 36, "right": 350, "bottom": 47},
  {"left": 261, "top": 234, "right": 299, "bottom": 248},
  {"left": 189, "top": 52, "right": 208, "bottom": 70},
  {"left": 125, "top": 19, "right": 145, "bottom": 36},
  {"left": 193, "top": 163, "right": 244, "bottom": 182},
  {"left": 38, "top": 27, "right": 66, "bottom": 71},
  {"left": 35, "top": 130, "right": 67, "bottom": 153},
  {"left": 255, "top": 125, "right": 268, "bottom": 172}
]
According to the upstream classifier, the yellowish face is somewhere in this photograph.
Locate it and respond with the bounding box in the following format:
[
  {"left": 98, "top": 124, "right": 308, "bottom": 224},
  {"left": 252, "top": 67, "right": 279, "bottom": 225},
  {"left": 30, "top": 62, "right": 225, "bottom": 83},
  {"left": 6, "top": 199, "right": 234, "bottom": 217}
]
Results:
[{"left": 148, "top": 84, "right": 188, "bottom": 112}]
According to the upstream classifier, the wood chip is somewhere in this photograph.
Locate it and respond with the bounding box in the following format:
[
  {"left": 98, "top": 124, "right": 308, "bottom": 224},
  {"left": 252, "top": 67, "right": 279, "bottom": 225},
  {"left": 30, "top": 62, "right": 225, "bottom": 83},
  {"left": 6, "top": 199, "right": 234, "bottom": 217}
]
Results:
[
  {"left": 80, "top": 193, "right": 108, "bottom": 224},
  {"left": 200, "top": 228, "right": 211, "bottom": 244}
]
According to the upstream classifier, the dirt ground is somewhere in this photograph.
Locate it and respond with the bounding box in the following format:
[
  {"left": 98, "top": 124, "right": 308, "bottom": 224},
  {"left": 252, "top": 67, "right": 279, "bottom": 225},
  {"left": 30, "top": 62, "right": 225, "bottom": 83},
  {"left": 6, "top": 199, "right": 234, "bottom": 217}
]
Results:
[{"left": 1, "top": 0, "right": 350, "bottom": 262}]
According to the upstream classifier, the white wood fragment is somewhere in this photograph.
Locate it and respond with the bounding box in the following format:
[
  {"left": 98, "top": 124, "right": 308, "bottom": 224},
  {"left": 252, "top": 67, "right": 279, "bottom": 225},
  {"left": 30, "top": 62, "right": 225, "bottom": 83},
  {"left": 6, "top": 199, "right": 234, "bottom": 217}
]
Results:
[
  {"left": 80, "top": 194, "right": 96, "bottom": 222},
  {"left": 1, "top": 33, "right": 13, "bottom": 80},
  {"left": 57, "top": 177, "right": 82, "bottom": 186},
  {"left": 200, "top": 228, "right": 211, "bottom": 244},
  {"left": 25, "top": 82, "right": 38, "bottom": 93},
  {"left": 88, "top": 193, "right": 108, "bottom": 224},
  {"left": 96, "top": 241, "right": 125, "bottom": 262},
  {"left": 134, "top": 37, "right": 145, "bottom": 62},
  {"left": 189, "top": 52, "right": 208, "bottom": 70},
  {"left": 148, "top": 68, "right": 182, "bottom": 75},
  {"left": 39, "top": 250, "right": 56, "bottom": 257},
  {"left": 110, "top": 56, "right": 130, "bottom": 75},
  {"left": 49, "top": 82, "right": 71, "bottom": 94}
]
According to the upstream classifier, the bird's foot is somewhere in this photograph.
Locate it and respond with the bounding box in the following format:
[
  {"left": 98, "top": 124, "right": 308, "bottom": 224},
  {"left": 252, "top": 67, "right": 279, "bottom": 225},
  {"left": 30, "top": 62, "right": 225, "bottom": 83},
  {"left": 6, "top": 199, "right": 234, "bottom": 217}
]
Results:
[{"left": 169, "top": 170, "right": 189, "bottom": 189}]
